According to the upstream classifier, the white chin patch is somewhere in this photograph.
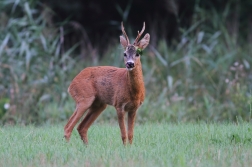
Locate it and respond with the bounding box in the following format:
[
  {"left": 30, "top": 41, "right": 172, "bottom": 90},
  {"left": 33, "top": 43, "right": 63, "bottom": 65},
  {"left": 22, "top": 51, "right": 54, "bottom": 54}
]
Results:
[{"left": 126, "top": 68, "right": 133, "bottom": 71}]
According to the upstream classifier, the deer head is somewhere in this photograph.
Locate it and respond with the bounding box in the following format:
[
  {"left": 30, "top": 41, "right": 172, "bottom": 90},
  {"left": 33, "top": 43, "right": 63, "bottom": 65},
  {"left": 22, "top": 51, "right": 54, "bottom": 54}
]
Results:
[{"left": 120, "top": 22, "right": 150, "bottom": 71}]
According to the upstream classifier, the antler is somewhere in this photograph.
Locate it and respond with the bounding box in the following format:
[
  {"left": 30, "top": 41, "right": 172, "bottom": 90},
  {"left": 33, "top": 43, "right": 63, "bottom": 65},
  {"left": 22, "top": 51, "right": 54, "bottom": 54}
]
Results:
[
  {"left": 121, "top": 22, "right": 130, "bottom": 45},
  {"left": 133, "top": 22, "right": 145, "bottom": 45}
]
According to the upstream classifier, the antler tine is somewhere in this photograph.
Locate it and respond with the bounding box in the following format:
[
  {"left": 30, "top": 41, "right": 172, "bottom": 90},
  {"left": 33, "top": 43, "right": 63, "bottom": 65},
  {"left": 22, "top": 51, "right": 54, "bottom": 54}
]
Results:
[
  {"left": 121, "top": 22, "right": 130, "bottom": 45},
  {"left": 133, "top": 22, "right": 145, "bottom": 45}
]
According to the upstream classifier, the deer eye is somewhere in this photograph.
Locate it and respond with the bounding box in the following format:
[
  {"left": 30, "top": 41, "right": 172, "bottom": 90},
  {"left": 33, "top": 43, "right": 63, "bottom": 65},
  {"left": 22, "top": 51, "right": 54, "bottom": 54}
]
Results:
[
  {"left": 136, "top": 53, "right": 140, "bottom": 57},
  {"left": 124, "top": 53, "right": 127, "bottom": 57}
]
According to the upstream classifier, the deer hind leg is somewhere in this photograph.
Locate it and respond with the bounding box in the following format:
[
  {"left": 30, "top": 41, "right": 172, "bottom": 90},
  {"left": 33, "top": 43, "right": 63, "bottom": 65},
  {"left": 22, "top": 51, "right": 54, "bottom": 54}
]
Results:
[
  {"left": 128, "top": 111, "right": 137, "bottom": 144},
  {"left": 77, "top": 103, "right": 107, "bottom": 144},
  {"left": 64, "top": 96, "right": 95, "bottom": 142},
  {"left": 116, "top": 108, "right": 127, "bottom": 145}
]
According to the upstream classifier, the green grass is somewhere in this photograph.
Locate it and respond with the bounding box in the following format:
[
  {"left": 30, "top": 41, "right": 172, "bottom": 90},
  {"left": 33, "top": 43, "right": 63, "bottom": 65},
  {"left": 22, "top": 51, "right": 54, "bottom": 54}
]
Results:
[{"left": 0, "top": 123, "right": 252, "bottom": 167}]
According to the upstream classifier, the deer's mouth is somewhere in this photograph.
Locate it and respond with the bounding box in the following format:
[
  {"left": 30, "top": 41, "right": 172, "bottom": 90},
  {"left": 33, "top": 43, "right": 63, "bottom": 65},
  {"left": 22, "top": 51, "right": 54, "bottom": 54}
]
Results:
[
  {"left": 126, "top": 67, "right": 133, "bottom": 71},
  {"left": 126, "top": 65, "right": 134, "bottom": 71},
  {"left": 126, "top": 61, "right": 135, "bottom": 71}
]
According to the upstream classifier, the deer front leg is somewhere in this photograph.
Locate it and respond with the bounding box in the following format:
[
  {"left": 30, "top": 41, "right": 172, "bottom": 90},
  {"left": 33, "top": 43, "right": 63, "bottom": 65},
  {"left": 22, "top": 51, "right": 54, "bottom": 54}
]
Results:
[
  {"left": 116, "top": 108, "right": 127, "bottom": 145},
  {"left": 128, "top": 111, "right": 137, "bottom": 144}
]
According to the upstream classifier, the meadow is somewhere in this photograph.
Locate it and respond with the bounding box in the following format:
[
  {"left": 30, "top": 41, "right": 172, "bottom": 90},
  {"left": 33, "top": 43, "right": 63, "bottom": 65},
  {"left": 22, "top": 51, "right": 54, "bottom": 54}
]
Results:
[
  {"left": 1, "top": 1, "right": 252, "bottom": 166},
  {"left": 1, "top": 123, "right": 252, "bottom": 167}
]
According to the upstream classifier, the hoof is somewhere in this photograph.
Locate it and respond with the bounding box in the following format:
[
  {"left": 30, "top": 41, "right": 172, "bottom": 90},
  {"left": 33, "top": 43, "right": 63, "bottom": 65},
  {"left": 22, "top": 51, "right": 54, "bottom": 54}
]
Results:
[{"left": 64, "top": 135, "right": 70, "bottom": 142}]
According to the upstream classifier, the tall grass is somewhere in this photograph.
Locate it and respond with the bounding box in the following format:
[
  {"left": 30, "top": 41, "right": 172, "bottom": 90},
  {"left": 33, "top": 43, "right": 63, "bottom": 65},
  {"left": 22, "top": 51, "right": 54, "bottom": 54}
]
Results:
[
  {"left": 0, "top": 0, "right": 251, "bottom": 124},
  {"left": 0, "top": 0, "right": 78, "bottom": 123},
  {"left": 138, "top": 2, "right": 252, "bottom": 122}
]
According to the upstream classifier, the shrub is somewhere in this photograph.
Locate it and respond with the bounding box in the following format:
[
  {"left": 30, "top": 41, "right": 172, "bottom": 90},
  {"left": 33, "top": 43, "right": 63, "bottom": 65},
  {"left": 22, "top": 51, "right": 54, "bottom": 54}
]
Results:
[
  {"left": 0, "top": 0, "right": 251, "bottom": 124},
  {"left": 0, "top": 0, "right": 77, "bottom": 124}
]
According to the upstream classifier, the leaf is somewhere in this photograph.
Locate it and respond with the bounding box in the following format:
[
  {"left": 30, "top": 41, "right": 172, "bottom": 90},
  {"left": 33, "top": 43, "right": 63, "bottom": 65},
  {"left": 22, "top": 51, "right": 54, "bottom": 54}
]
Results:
[
  {"left": 211, "top": 31, "right": 221, "bottom": 40},
  {"left": 39, "top": 94, "right": 51, "bottom": 102},
  {"left": 24, "top": 2, "right": 33, "bottom": 23},
  {"left": 242, "top": 59, "right": 250, "bottom": 69},
  {"left": 181, "top": 20, "right": 203, "bottom": 37},
  {"left": 202, "top": 44, "right": 211, "bottom": 54},
  {"left": 25, "top": 44, "right": 32, "bottom": 71},
  {"left": 123, "top": 0, "right": 132, "bottom": 21},
  {"left": 115, "top": 4, "right": 123, "bottom": 16},
  {"left": 40, "top": 34, "right": 47, "bottom": 51},
  {"left": 136, "top": 48, "right": 143, "bottom": 55},
  {"left": 61, "top": 43, "right": 79, "bottom": 57},
  {"left": 19, "top": 41, "right": 27, "bottom": 57},
  {"left": 158, "top": 87, "right": 167, "bottom": 104},
  {"left": 167, "top": 75, "right": 173, "bottom": 90},
  {"left": 197, "top": 31, "right": 204, "bottom": 44},
  {"left": 0, "top": 34, "right": 10, "bottom": 57},
  {"left": 149, "top": 45, "right": 167, "bottom": 66},
  {"left": 11, "top": 0, "right": 20, "bottom": 13}
]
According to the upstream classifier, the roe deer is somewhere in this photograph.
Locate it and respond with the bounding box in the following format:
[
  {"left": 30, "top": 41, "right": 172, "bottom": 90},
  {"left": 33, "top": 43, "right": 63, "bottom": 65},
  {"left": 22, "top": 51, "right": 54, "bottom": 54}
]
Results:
[{"left": 64, "top": 22, "right": 150, "bottom": 145}]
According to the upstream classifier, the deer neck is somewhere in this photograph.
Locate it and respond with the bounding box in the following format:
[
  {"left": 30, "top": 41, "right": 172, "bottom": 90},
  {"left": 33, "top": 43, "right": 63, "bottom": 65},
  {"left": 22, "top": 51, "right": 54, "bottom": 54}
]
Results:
[{"left": 126, "top": 61, "right": 145, "bottom": 98}]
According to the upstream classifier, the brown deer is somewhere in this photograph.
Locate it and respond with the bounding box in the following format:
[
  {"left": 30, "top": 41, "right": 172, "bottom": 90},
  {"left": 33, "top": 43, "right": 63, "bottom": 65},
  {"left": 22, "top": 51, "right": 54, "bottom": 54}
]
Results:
[{"left": 64, "top": 22, "right": 150, "bottom": 145}]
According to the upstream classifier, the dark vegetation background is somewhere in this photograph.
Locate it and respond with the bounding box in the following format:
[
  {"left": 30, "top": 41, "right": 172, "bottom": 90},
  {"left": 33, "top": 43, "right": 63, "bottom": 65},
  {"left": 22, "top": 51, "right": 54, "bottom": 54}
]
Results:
[{"left": 0, "top": 0, "right": 252, "bottom": 124}]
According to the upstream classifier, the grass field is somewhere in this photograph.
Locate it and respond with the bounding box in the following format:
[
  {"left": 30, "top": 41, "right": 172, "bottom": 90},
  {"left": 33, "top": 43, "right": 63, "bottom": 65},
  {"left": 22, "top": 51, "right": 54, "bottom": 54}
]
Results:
[{"left": 0, "top": 123, "right": 252, "bottom": 167}]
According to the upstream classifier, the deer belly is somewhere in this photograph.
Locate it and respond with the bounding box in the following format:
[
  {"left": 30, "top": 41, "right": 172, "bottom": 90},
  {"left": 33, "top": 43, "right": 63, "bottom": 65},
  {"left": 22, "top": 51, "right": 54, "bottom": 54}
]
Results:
[{"left": 95, "top": 84, "right": 115, "bottom": 105}]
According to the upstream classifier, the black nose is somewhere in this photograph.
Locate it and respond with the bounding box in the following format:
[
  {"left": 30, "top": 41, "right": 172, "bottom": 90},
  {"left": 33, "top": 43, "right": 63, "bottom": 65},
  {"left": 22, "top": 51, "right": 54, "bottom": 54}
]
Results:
[{"left": 126, "top": 62, "right": 135, "bottom": 68}]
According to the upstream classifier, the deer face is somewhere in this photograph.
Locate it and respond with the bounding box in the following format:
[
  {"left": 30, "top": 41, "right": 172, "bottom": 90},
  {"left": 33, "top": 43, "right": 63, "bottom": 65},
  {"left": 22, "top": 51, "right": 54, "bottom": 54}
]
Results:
[
  {"left": 120, "top": 22, "right": 150, "bottom": 71},
  {"left": 123, "top": 45, "right": 139, "bottom": 71}
]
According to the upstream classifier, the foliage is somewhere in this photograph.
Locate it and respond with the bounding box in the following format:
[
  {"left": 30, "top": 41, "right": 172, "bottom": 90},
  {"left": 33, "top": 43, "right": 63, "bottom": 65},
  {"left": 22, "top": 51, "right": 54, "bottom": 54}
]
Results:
[
  {"left": 0, "top": 0, "right": 77, "bottom": 124},
  {"left": 0, "top": 123, "right": 252, "bottom": 167},
  {"left": 40, "top": 0, "right": 252, "bottom": 48},
  {"left": 0, "top": 0, "right": 252, "bottom": 124},
  {"left": 139, "top": 2, "right": 252, "bottom": 123},
  {"left": 0, "top": 98, "right": 9, "bottom": 119}
]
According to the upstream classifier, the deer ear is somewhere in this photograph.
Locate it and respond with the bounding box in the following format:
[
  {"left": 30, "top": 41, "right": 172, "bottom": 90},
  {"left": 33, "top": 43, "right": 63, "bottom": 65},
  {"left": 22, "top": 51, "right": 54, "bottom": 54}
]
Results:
[
  {"left": 120, "top": 36, "right": 128, "bottom": 49},
  {"left": 136, "top": 33, "right": 150, "bottom": 50}
]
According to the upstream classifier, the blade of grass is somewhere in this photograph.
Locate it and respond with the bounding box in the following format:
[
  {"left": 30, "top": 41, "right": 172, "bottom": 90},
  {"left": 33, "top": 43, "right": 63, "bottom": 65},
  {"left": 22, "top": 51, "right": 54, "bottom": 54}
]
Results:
[{"left": 0, "top": 34, "right": 10, "bottom": 57}]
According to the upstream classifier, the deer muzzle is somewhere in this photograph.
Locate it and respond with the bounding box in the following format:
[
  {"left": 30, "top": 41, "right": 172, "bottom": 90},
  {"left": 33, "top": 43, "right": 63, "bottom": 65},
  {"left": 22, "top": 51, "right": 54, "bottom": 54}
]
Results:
[{"left": 126, "top": 61, "right": 135, "bottom": 70}]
